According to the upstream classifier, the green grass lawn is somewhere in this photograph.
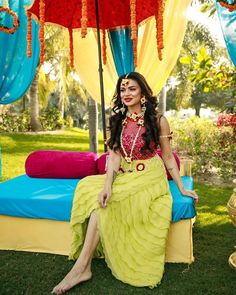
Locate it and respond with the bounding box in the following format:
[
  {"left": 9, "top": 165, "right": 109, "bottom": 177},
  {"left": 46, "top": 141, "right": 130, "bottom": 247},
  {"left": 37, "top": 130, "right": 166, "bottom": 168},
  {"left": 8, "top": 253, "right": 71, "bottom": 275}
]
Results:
[
  {"left": 0, "top": 128, "right": 104, "bottom": 181},
  {"left": 0, "top": 130, "right": 235, "bottom": 295}
]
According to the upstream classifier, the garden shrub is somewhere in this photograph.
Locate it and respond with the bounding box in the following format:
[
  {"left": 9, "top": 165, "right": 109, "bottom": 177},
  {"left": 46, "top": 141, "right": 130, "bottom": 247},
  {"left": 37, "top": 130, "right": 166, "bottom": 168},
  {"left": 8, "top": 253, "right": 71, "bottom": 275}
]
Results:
[
  {"left": 0, "top": 110, "right": 30, "bottom": 132},
  {"left": 40, "top": 108, "right": 64, "bottom": 130},
  {"left": 0, "top": 108, "right": 65, "bottom": 132},
  {"left": 169, "top": 117, "right": 236, "bottom": 180}
]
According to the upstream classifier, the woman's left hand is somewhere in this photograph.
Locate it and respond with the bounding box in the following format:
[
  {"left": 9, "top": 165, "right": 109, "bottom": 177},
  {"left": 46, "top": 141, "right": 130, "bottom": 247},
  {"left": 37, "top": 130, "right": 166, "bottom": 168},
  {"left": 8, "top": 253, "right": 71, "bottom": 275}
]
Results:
[{"left": 180, "top": 188, "right": 199, "bottom": 203}]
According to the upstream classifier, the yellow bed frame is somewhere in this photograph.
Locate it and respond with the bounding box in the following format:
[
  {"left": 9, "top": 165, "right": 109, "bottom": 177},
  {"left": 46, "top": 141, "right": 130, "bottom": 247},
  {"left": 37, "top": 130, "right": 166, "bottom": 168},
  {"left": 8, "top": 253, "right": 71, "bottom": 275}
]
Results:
[
  {"left": 0, "top": 215, "right": 194, "bottom": 263},
  {"left": 0, "top": 160, "right": 195, "bottom": 263}
]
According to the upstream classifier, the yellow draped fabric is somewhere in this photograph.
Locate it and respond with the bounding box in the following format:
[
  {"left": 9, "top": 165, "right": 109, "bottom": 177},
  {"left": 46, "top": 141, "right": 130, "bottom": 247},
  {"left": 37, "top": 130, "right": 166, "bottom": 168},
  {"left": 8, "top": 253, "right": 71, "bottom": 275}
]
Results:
[
  {"left": 67, "top": 0, "right": 191, "bottom": 104},
  {"left": 0, "top": 215, "right": 194, "bottom": 263}
]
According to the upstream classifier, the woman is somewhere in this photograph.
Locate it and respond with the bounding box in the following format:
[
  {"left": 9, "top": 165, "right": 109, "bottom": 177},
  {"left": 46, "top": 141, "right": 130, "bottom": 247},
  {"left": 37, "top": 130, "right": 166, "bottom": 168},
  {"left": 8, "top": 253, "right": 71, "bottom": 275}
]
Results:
[{"left": 52, "top": 72, "right": 198, "bottom": 294}]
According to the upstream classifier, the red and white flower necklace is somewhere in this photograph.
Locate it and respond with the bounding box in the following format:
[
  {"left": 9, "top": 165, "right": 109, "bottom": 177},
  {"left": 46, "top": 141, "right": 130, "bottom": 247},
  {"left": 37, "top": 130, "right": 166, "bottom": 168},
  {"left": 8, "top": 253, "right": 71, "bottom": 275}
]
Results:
[{"left": 120, "top": 111, "right": 145, "bottom": 168}]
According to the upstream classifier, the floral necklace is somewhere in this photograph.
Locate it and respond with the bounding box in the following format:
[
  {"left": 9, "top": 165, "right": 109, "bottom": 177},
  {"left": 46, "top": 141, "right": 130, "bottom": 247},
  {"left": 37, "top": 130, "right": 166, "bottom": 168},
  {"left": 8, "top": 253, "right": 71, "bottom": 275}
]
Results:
[
  {"left": 217, "top": 0, "right": 236, "bottom": 12},
  {"left": 120, "top": 112, "right": 144, "bottom": 170}
]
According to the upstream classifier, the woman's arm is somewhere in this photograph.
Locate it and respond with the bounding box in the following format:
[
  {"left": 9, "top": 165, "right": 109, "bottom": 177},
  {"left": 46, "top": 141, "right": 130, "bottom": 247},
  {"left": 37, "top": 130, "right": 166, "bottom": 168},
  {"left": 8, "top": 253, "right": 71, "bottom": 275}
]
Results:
[
  {"left": 158, "top": 116, "right": 198, "bottom": 202},
  {"left": 98, "top": 150, "right": 121, "bottom": 208}
]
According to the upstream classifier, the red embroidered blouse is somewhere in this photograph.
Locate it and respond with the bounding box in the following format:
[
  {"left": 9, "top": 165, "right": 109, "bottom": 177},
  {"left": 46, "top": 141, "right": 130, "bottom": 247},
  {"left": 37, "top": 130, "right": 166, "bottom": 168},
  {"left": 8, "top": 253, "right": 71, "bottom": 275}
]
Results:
[{"left": 120, "top": 118, "right": 156, "bottom": 160}]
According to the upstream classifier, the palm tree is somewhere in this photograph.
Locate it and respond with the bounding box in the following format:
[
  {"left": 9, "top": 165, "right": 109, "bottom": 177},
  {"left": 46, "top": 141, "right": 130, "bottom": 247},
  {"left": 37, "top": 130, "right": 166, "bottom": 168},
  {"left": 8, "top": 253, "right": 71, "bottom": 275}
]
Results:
[
  {"left": 29, "top": 69, "right": 42, "bottom": 131},
  {"left": 88, "top": 97, "right": 98, "bottom": 153}
]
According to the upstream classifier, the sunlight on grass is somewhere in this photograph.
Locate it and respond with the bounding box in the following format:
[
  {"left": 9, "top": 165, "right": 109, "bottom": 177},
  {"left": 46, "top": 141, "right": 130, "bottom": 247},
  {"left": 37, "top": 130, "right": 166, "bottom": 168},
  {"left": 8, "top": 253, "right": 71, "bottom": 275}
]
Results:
[
  {"left": 0, "top": 131, "right": 235, "bottom": 295},
  {"left": 0, "top": 182, "right": 235, "bottom": 295},
  {"left": 0, "top": 129, "right": 104, "bottom": 181},
  {"left": 198, "top": 213, "right": 230, "bottom": 227},
  {"left": 214, "top": 205, "right": 228, "bottom": 213}
]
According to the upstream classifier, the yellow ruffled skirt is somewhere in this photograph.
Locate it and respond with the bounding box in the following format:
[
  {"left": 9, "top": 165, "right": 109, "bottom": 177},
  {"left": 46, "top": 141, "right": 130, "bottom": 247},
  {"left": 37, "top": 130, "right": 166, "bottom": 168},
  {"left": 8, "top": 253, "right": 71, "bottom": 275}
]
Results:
[{"left": 69, "top": 155, "right": 172, "bottom": 288}]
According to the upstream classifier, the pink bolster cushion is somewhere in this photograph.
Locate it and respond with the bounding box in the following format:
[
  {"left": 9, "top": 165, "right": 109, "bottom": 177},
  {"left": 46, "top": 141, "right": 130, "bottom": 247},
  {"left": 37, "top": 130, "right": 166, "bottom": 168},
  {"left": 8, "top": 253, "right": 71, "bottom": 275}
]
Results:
[
  {"left": 25, "top": 150, "right": 98, "bottom": 179},
  {"left": 96, "top": 150, "right": 180, "bottom": 180},
  {"left": 96, "top": 152, "right": 109, "bottom": 175}
]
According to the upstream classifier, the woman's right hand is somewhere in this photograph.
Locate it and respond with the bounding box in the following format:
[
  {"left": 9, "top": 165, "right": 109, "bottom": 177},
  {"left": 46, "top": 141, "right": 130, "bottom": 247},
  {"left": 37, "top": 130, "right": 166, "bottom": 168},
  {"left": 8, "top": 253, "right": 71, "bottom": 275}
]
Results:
[{"left": 98, "top": 186, "right": 112, "bottom": 208}]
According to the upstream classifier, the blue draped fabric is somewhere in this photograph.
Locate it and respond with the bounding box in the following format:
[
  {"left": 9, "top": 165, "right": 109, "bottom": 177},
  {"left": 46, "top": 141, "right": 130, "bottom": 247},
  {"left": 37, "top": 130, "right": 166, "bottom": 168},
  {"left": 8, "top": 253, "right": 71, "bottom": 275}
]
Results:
[
  {"left": 0, "top": 0, "right": 40, "bottom": 104},
  {"left": 108, "top": 28, "right": 135, "bottom": 76},
  {"left": 216, "top": 1, "right": 236, "bottom": 67}
]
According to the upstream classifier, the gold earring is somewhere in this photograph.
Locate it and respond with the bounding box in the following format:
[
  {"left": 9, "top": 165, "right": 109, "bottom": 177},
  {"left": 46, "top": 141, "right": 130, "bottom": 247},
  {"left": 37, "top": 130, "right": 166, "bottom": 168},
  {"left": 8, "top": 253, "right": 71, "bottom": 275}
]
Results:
[
  {"left": 140, "top": 96, "right": 146, "bottom": 104},
  {"left": 120, "top": 103, "right": 126, "bottom": 114}
]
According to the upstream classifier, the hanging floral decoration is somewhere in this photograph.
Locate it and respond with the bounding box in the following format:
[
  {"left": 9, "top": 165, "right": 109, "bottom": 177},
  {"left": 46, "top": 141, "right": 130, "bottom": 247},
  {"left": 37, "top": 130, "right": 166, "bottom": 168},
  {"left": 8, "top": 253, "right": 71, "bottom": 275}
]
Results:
[
  {"left": 217, "top": 0, "right": 236, "bottom": 12},
  {"left": 0, "top": 6, "right": 19, "bottom": 34},
  {"left": 130, "top": 0, "right": 137, "bottom": 67},
  {"left": 155, "top": 0, "right": 165, "bottom": 60},
  {"left": 81, "top": 0, "right": 87, "bottom": 38},
  {"left": 27, "top": 0, "right": 166, "bottom": 68},
  {"left": 27, "top": 12, "right": 32, "bottom": 57},
  {"left": 39, "top": 0, "right": 45, "bottom": 63},
  {"left": 69, "top": 28, "right": 74, "bottom": 67}
]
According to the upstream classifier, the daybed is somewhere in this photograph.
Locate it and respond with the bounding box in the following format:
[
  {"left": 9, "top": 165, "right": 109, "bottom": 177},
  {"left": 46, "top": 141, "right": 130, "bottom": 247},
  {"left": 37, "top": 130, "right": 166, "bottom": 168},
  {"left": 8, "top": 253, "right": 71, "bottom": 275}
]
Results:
[{"left": 0, "top": 151, "right": 196, "bottom": 263}]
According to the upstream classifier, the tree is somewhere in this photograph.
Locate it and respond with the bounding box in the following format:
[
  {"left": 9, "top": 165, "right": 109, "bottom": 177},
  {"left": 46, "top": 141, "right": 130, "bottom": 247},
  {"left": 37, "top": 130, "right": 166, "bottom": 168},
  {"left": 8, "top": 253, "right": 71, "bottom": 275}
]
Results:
[
  {"left": 43, "top": 25, "right": 71, "bottom": 120},
  {"left": 168, "top": 19, "right": 221, "bottom": 112},
  {"left": 180, "top": 46, "right": 236, "bottom": 115},
  {"left": 39, "top": 25, "right": 90, "bottom": 128},
  {"left": 88, "top": 97, "right": 98, "bottom": 153},
  {"left": 29, "top": 69, "right": 42, "bottom": 131}
]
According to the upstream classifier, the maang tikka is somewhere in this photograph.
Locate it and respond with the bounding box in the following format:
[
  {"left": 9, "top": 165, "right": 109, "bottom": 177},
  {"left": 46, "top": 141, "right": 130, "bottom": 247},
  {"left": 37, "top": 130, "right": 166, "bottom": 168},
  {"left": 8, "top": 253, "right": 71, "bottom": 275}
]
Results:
[{"left": 121, "top": 73, "right": 129, "bottom": 87}]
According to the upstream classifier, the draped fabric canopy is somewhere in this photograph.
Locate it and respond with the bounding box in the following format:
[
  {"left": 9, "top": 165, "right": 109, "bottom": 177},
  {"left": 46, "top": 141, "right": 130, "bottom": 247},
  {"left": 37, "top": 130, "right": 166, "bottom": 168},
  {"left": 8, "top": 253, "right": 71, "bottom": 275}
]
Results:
[
  {"left": 70, "top": 0, "right": 191, "bottom": 104},
  {"left": 108, "top": 28, "right": 135, "bottom": 77},
  {"left": 216, "top": 1, "right": 236, "bottom": 67},
  {"left": 27, "top": 0, "right": 168, "bottom": 68},
  {"left": 0, "top": 0, "right": 40, "bottom": 105},
  {"left": 27, "top": 0, "right": 169, "bottom": 149},
  {"left": 28, "top": 0, "right": 160, "bottom": 29}
]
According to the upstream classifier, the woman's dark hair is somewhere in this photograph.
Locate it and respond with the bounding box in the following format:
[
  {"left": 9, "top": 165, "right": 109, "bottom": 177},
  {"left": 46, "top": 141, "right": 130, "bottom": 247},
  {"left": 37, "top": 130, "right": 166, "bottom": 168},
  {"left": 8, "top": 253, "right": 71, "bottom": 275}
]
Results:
[{"left": 107, "top": 72, "right": 161, "bottom": 153}]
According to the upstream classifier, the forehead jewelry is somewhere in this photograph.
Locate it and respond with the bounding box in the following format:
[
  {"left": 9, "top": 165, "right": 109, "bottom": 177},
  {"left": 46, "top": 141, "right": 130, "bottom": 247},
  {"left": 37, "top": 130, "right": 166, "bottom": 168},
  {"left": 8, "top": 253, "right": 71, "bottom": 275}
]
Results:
[{"left": 121, "top": 74, "right": 129, "bottom": 87}]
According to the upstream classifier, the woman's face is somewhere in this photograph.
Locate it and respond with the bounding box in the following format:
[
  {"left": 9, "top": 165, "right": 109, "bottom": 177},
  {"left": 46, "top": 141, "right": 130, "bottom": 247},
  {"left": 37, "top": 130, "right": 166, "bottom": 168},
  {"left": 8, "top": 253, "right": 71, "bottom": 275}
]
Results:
[{"left": 120, "top": 79, "right": 142, "bottom": 109}]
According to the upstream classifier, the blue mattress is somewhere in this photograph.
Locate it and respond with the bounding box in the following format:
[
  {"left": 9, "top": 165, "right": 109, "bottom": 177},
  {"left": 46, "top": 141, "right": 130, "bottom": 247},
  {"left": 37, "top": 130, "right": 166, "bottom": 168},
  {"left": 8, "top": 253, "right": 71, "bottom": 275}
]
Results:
[{"left": 0, "top": 174, "right": 196, "bottom": 222}]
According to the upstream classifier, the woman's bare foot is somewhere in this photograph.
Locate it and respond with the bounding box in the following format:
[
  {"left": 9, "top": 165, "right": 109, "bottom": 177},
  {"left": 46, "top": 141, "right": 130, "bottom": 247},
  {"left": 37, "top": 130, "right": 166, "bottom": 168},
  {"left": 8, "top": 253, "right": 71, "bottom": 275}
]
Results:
[{"left": 51, "top": 268, "right": 92, "bottom": 294}]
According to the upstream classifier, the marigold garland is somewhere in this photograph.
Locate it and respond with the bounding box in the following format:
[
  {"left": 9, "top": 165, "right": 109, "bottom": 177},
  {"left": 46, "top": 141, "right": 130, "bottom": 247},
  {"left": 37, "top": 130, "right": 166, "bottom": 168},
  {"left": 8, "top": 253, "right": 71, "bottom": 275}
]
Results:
[
  {"left": 133, "top": 37, "right": 137, "bottom": 67},
  {"left": 130, "top": 0, "right": 137, "bottom": 68},
  {"left": 81, "top": 0, "right": 87, "bottom": 38},
  {"left": 102, "top": 29, "right": 107, "bottom": 65},
  {"left": 39, "top": 0, "right": 45, "bottom": 63},
  {"left": 218, "top": 0, "right": 236, "bottom": 12},
  {"left": 27, "top": 12, "right": 32, "bottom": 57},
  {"left": 0, "top": 6, "right": 19, "bottom": 34},
  {"left": 155, "top": 0, "right": 165, "bottom": 60},
  {"left": 69, "top": 28, "right": 74, "bottom": 68}
]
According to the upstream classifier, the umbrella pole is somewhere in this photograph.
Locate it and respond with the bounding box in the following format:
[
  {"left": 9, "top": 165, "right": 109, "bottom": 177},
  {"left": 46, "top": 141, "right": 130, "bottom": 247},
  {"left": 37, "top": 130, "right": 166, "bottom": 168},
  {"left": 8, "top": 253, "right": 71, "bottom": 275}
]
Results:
[{"left": 95, "top": 0, "right": 107, "bottom": 152}]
